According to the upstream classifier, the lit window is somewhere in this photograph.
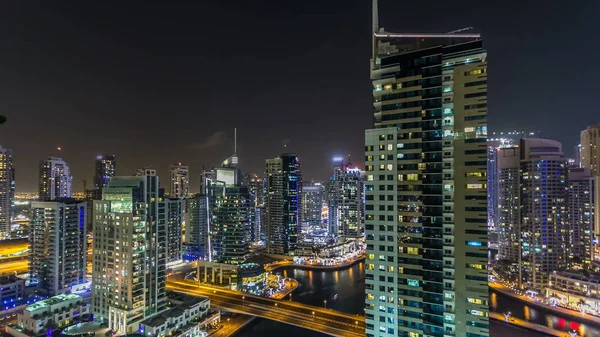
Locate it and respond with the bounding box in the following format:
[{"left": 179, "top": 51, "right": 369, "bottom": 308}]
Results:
[
  {"left": 407, "top": 247, "right": 418, "bottom": 255},
  {"left": 467, "top": 241, "right": 482, "bottom": 247},
  {"left": 387, "top": 144, "right": 393, "bottom": 151},
  {"left": 406, "top": 174, "right": 418, "bottom": 181},
  {"left": 384, "top": 84, "right": 392, "bottom": 90},
  {"left": 464, "top": 127, "right": 475, "bottom": 132},
  {"left": 407, "top": 279, "right": 419, "bottom": 287},
  {"left": 387, "top": 164, "right": 393, "bottom": 171},
  {"left": 466, "top": 184, "right": 483, "bottom": 189},
  {"left": 367, "top": 175, "right": 374, "bottom": 181}
]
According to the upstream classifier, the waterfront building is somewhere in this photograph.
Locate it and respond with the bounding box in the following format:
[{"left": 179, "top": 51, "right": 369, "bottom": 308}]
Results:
[
  {"left": 265, "top": 153, "right": 302, "bottom": 255},
  {"left": 30, "top": 200, "right": 87, "bottom": 296},
  {"left": 566, "top": 167, "right": 594, "bottom": 267},
  {"left": 13, "top": 293, "right": 89, "bottom": 336},
  {"left": 38, "top": 157, "right": 72, "bottom": 201},
  {"left": 328, "top": 158, "right": 365, "bottom": 238},
  {"left": 165, "top": 197, "right": 184, "bottom": 262},
  {"left": 364, "top": 6, "right": 489, "bottom": 336},
  {"left": 92, "top": 170, "right": 167, "bottom": 334},
  {"left": 520, "top": 139, "right": 567, "bottom": 289},
  {"left": 302, "top": 182, "right": 325, "bottom": 234},
  {"left": 546, "top": 271, "right": 600, "bottom": 315},
  {"left": 496, "top": 146, "right": 521, "bottom": 262},
  {"left": 169, "top": 163, "right": 189, "bottom": 198},
  {"left": 94, "top": 154, "right": 116, "bottom": 198},
  {"left": 0, "top": 147, "right": 14, "bottom": 237}
]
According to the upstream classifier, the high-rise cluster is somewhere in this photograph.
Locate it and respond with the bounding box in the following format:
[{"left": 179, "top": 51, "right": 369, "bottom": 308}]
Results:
[{"left": 0, "top": 147, "right": 14, "bottom": 238}]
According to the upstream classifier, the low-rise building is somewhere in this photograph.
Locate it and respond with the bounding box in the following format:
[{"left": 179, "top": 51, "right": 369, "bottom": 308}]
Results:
[
  {"left": 14, "top": 293, "right": 89, "bottom": 336},
  {"left": 139, "top": 296, "right": 219, "bottom": 337},
  {"left": 546, "top": 271, "right": 600, "bottom": 314},
  {"left": 0, "top": 275, "right": 25, "bottom": 311}
]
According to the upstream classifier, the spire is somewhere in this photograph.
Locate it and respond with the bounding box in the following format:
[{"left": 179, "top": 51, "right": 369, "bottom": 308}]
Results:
[
  {"left": 234, "top": 127, "right": 237, "bottom": 155},
  {"left": 371, "top": 0, "right": 379, "bottom": 68},
  {"left": 372, "top": 0, "right": 379, "bottom": 35}
]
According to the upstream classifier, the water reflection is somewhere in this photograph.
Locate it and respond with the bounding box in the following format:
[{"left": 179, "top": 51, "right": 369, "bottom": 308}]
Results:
[{"left": 491, "top": 290, "right": 600, "bottom": 337}]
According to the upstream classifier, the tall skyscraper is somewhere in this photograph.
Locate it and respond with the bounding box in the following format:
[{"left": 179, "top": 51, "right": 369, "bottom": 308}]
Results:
[
  {"left": 92, "top": 171, "right": 167, "bottom": 334},
  {"left": 183, "top": 194, "right": 210, "bottom": 261},
  {"left": 301, "top": 182, "right": 325, "bottom": 234},
  {"left": 328, "top": 158, "right": 365, "bottom": 238},
  {"left": 566, "top": 167, "right": 594, "bottom": 266},
  {"left": 165, "top": 197, "right": 184, "bottom": 262},
  {"left": 169, "top": 163, "right": 189, "bottom": 198},
  {"left": 0, "top": 147, "right": 14, "bottom": 237},
  {"left": 244, "top": 173, "right": 265, "bottom": 242},
  {"left": 94, "top": 155, "right": 116, "bottom": 191},
  {"left": 365, "top": 6, "right": 489, "bottom": 336},
  {"left": 208, "top": 154, "right": 252, "bottom": 264},
  {"left": 39, "top": 157, "right": 72, "bottom": 201},
  {"left": 30, "top": 200, "right": 87, "bottom": 296},
  {"left": 496, "top": 146, "right": 521, "bottom": 262},
  {"left": 581, "top": 125, "right": 600, "bottom": 175},
  {"left": 519, "top": 139, "right": 567, "bottom": 289},
  {"left": 265, "top": 154, "right": 302, "bottom": 255}
]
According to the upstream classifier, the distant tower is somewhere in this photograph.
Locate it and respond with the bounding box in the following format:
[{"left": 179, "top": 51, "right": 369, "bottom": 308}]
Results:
[
  {"left": 169, "top": 163, "right": 189, "bottom": 198},
  {"left": 581, "top": 125, "right": 600, "bottom": 175},
  {"left": 30, "top": 200, "right": 87, "bottom": 295},
  {"left": 39, "top": 157, "right": 72, "bottom": 201},
  {"left": 301, "top": 182, "right": 325, "bottom": 235},
  {"left": 328, "top": 157, "right": 365, "bottom": 238},
  {"left": 265, "top": 153, "right": 302, "bottom": 255},
  {"left": 0, "top": 147, "right": 14, "bottom": 238},
  {"left": 94, "top": 155, "right": 116, "bottom": 190},
  {"left": 567, "top": 167, "right": 594, "bottom": 267}
]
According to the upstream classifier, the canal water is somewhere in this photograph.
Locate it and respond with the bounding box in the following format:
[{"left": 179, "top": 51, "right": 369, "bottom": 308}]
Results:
[{"left": 235, "top": 261, "right": 591, "bottom": 337}]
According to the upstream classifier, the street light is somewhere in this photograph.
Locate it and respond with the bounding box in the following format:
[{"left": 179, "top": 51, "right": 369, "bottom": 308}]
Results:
[
  {"left": 312, "top": 311, "right": 315, "bottom": 322},
  {"left": 323, "top": 300, "right": 327, "bottom": 309},
  {"left": 289, "top": 294, "right": 292, "bottom": 302},
  {"left": 503, "top": 311, "right": 511, "bottom": 322},
  {"left": 242, "top": 296, "right": 245, "bottom": 306},
  {"left": 355, "top": 321, "right": 359, "bottom": 330}
]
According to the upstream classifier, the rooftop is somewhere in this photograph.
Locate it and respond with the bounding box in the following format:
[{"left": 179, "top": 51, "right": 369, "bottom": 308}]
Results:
[{"left": 25, "top": 293, "right": 82, "bottom": 312}]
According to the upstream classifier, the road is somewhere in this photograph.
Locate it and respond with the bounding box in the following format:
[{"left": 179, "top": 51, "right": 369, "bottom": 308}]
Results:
[
  {"left": 167, "top": 280, "right": 365, "bottom": 337},
  {"left": 0, "top": 260, "right": 28, "bottom": 275},
  {"left": 489, "top": 312, "right": 568, "bottom": 337},
  {"left": 210, "top": 315, "right": 255, "bottom": 337}
]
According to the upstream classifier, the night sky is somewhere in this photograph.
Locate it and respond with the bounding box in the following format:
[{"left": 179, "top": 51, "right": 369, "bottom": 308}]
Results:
[{"left": 1, "top": 1, "right": 598, "bottom": 192}]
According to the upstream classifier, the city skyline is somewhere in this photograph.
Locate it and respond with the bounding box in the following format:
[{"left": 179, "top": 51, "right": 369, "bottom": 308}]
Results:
[{"left": 0, "top": 1, "right": 598, "bottom": 192}]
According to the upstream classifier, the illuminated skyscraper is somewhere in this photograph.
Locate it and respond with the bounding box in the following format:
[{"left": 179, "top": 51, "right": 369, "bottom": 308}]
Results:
[
  {"left": 496, "top": 146, "right": 521, "bottom": 262},
  {"left": 566, "top": 167, "right": 594, "bottom": 267},
  {"left": 92, "top": 171, "right": 167, "bottom": 334},
  {"left": 208, "top": 154, "right": 252, "bottom": 264},
  {"left": 328, "top": 158, "right": 365, "bottom": 238},
  {"left": 165, "top": 197, "right": 183, "bottom": 262},
  {"left": 39, "top": 157, "right": 72, "bottom": 201},
  {"left": 519, "top": 139, "right": 567, "bottom": 289},
  {"left": 0, "top": 147, "right": 14, "bottom": 237},
  {"left": 265, "top": 154, "right": 302, "bottom": 255},
  {"left": 245, "top": 173, "right": 265, "bottom": 242},
  {"left": 30, "top": 200, "right": 87, "bottom": 296},
  {"left": 183, "top": 194, "right": 210, "bottom": 261},
  {"left": 169, "top": 163, "right": 189, "bottom": 198},
  {"left": 94, "top": 154, "right": 116, "bottom": 190},
  {"left": 581, "top": 125, "right": 600, "bottom": 175},
  {"left": 302, "top": 182, "right": 325, "bottom": 233},
  {"left": 365, "top": 3, "right": 489, "bottom": 336}
]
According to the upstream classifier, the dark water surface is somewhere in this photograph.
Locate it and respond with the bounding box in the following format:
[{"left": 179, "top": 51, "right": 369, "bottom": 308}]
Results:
[{"left": 235, "top": 262, "right": 576, "bottom": 337}]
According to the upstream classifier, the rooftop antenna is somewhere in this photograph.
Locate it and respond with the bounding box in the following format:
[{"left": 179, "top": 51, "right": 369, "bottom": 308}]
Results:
[
  {"left": 234, "top": 128, "right": 237, "bottom": 154},
  {"left": 371, "top": 0, "right": 379, "bottom": 65}
]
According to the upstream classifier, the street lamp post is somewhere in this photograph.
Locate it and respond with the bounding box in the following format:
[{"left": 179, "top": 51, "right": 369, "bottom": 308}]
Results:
[
  {"left": 503, "top": 311, "right": 511, "bottom": 323},
  {"left": 312, "top": 311, "right": 315, "bottom": 322},
  {"left": 355, "top": 321, "right": 359, "bottom": 330},
  {"left": 324, "top": 300, "right": 327, "bottom": 309},
  {"left": 242, "top": 296, "right": 245, "bottom": 306}
]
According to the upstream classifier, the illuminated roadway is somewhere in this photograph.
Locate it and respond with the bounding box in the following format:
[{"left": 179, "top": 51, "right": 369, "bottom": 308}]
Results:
[
  {"left": 167, "top": 280, "right": 365, "bottom": 337},
  {"left": 0, "top": 260, "right": 28, "bottom": 275}
]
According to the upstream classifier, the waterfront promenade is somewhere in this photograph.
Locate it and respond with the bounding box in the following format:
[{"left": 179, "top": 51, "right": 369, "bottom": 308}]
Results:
[
  {"left": 265, "top": 256, "right": 365, "bottom": 272},
  {"left": 490, "top": 282, "right": 600, "bottom": 326}
]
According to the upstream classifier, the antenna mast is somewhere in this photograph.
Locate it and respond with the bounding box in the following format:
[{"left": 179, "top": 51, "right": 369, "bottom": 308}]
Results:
[{"left": 234, "top": 128, "right": 237, "bottom": 154}]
